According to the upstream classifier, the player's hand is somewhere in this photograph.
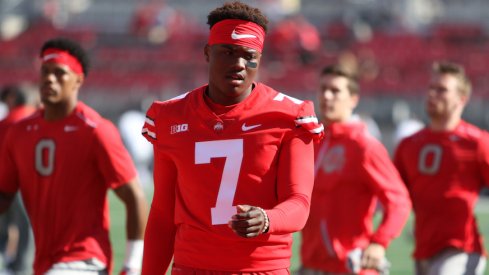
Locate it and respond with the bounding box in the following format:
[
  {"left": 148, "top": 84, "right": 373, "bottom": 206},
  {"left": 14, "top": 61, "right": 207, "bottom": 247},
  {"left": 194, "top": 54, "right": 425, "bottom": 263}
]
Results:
[
  {"left": 119, "top": 267, "right": 140, "bottom": 275},
  {"left": 360, "top": 243, "right": 385, "bottom": 270},
  {"left": 228, "top": 205, "right": 267, "bottom": 238}
]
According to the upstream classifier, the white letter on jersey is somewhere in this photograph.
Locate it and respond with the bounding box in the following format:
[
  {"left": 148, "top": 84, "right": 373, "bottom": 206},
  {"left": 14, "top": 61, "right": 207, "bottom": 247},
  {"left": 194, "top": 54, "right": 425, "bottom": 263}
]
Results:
[
  {"left": 35, "top": 139, "right": 56, "bottom": 176},
  {"left": 418, "top": 144, "right": 442, "bottom": 175},
  {"left": 195, "top": 139, "right": 243, "bottom": 225}
]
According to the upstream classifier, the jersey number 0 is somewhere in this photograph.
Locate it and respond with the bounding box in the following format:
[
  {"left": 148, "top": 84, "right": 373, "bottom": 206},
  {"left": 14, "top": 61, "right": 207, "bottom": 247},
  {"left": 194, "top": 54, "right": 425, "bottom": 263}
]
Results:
[
  {"left": 195, "top": 139, "right": 243, "bottom": 225},
  {"left": 35, "top": 139, "right": 56, "bottom": 176},
  {"left": 418, "top": 144, "right": 442, "bottom": 175}
]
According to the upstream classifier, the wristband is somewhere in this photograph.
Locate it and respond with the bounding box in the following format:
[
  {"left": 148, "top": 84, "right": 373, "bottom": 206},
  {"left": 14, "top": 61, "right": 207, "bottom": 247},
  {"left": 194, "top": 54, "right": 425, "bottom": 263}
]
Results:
[
  {"left": 123, "top": 240, "right": 144, "bottom": 270},
  {"left": 256, "top": 207, "right": 269, "bottom": 234}
]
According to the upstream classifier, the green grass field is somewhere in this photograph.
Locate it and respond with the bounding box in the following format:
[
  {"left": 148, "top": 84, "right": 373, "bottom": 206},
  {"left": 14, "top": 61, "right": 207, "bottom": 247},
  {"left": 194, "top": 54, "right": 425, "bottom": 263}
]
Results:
[{"left": 109, "top": 192, "right": 489, "bottom": 274}]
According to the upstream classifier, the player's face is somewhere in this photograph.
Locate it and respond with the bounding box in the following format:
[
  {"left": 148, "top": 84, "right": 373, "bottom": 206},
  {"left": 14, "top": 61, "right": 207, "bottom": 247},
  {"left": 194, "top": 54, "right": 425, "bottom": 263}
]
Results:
[
  {"left": 40, "top": 62, "right": 83, "bottom": 106},
  {"left": 426, "top": 73, "right": 465, "bottom": 119},
  {"left": 205, "top": 44, "right": 261, "bottom": 105},
  {"left": 317, "top": 74, "right": 358, "bottom": 124}
]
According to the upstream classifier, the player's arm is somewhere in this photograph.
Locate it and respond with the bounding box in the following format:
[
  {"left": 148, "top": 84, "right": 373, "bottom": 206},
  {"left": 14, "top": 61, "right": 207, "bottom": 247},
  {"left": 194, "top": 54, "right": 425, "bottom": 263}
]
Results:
[
  {"left": 477, "top": 132, "right": 489, "bottom": 186},
  {"left": 92, "top": 119, "right": 148, "bottom": 274},
  {"left": 361, "top": 142, "right": 411, "bottom": 269},
  {"left": 230, "top": 133, "right": 315, "bottom": 237},
  {"left": 267, "top": 133, "right": 315, "bottom": 233},
  {"left": 140, "top": 102, "right": 177, "bottom": 273},
  {"left": 113, "top": 177, "right": 148, "bottom": 274},
  {"left": 0, "top": 131, "right": 19, "bottom": 213},
  {"left": 142, "top": 149, "right": 177, "bottom": 275},
  {"left": 230, "top": 100, "right": 320, "bottom": 238},
  {"left": 392, "top": 140, "right": 409, "bottom": 186}
]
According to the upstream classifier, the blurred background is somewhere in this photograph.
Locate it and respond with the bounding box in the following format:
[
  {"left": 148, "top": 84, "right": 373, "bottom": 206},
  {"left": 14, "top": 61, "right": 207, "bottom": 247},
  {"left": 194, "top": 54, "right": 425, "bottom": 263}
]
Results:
[
  {"left": 1, "top": 0, "right": 489, "bottom": 273},
  {"left": 1, "top": 0, "right": 489, "bottom": 152}
]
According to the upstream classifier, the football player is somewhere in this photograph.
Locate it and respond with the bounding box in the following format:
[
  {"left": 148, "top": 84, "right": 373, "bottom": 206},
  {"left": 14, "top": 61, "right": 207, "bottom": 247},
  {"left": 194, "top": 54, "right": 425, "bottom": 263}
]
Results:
[
  {"left": 141, "top": 1, "right": 323, "bottom": 274},
  {"left": 394, "top": 61, "right": 489, "bottom": 275},
  {"left": 301, "top": 64, "right": 411, "bottom": 274},
  {"left": 0, "top": 38, "right": 148, "bottom": 275}
]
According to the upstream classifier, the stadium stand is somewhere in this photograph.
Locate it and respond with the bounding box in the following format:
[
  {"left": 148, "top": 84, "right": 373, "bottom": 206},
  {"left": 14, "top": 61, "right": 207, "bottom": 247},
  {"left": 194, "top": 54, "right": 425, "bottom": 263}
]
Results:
[{"left": 1, "top": 0, "right": 489, "bottom": 129}]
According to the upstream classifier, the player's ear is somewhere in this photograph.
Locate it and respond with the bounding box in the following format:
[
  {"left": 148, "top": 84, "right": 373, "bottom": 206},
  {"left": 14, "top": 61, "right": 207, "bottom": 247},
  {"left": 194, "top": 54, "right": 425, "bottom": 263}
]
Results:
[
  {"left": 351, "top": 93, "right": 360, "bottom": 109},
  {"left": 460, "top": 94, "right": 469, "bottom": 107},
  {"left": 204, "top": 44, "right": 210, "bottom": 62},
  {"left": 76, "top": 73, "right": 84, "bottom": 87}
]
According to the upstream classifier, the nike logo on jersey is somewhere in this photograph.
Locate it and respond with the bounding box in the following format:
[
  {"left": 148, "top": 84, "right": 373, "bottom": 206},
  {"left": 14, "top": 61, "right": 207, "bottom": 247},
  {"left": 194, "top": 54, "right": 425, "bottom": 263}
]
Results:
[
  {"left": 64, "top": 125, "right": 78, "bottom": 132},
  {"left": 231, "top": 29, "right": 257, "bottom": 40},
  {"left": 242, "top": 123, "right": 261, "bottom": 132}
]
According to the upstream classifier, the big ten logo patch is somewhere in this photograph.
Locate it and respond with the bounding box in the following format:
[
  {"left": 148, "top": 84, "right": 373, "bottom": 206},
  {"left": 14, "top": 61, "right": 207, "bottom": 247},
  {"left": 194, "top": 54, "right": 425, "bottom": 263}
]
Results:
[{"left": 171, "top": 124, "right": 188, "bottom": 134}]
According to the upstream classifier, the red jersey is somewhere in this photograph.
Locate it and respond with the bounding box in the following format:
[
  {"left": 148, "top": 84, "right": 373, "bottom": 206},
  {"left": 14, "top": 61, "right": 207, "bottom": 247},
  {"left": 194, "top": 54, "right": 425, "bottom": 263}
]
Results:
[
  {"left": 0, "top": 102, "right": 137, "bottom": 275},
  {"left": 141, "top": 83, "right": 322, "bottom": 273},
  {"left": 0, "top": 105, "right": 36, "bottom": 145},
  {"left": 301, "top": 122, "right": 411, "bottom": 273},
  {"left": 394, "top": 121, "right": 489, "bottom": 259}
]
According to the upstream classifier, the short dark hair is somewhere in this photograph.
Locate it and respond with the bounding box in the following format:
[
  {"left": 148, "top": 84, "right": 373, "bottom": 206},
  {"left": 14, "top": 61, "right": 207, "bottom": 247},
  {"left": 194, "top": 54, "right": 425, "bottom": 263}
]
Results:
[
  {"left": 432, "top": 61, "right": 471, "bottom": 97},
  {"left": 207, "top": 1, "right": 268, "bottom": 33},
  {"left": 1, "top": 84, "right": 28, "bottom": 106},
  {"left": 40, "top": 37, "right": 90, "bottom": 76},
  {"left": 320, "top": 64, "right": 360, "bottom": 95}
]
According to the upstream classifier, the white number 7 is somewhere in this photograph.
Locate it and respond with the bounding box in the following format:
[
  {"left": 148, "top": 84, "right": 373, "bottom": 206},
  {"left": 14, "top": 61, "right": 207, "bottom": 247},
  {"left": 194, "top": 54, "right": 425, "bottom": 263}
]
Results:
[{"left": 195, "top": 139, "right": 243, "bottom": 225}]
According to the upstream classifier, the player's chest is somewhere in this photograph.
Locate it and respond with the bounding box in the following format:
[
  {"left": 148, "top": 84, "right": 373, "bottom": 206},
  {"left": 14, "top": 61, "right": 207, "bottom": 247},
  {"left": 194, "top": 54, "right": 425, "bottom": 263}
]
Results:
[
  {"left": 315, "top": 141, "right": 363, "bottom": 190},
  {"left": 161, "top": 113, "right": 288, "bottom": 147},
  {"left": 15, "top": 126, "right": 92, "bottom": 162},
  {"left": 316, "top": 137, "right": 360, "bottom": 173},
  {"left": 407, "top": 138, "right": 478, "bottom": 176},
  {"left": 160, "top": 119, "right": 288, "bottom": 174}
]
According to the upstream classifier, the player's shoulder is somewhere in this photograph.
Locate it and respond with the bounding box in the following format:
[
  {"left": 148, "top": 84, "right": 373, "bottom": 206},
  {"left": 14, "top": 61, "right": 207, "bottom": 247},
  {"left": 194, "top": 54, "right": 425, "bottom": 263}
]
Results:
[
  {"left": 347, "top": 123, "right": 385, "bottom": 152},
  {"left": 255, "top": 84, "right": 319, "bottom": 125},
  {"left": 7, "top": 110, "right": 42, "bottom": 132},
  {"left": 145, "top": 89, "right": 196, "bottom": 121},
  {"left": 142, "top": 88, "right": 197, "bottom": 142},
  {"left": 73, "top": 102, "right": 108, "bottom": 129},
  {"left": 397, "top": 126, "right": 429, "bottom": 146},
  {"left": 457, "top": 121, "right": 488, "bottom": 140},
  {"left": 256, "top": 83, "right": 312, "bottom": 113},
  {"left": 256, "top": 83, "right": 323, "bottom": 139}
]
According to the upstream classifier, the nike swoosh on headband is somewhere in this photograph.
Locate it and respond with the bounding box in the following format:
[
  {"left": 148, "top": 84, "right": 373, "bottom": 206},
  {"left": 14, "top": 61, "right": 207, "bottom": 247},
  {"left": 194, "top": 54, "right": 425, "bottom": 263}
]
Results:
[{"left": 231, "top": 29, "right": 257, "bottom": 40}]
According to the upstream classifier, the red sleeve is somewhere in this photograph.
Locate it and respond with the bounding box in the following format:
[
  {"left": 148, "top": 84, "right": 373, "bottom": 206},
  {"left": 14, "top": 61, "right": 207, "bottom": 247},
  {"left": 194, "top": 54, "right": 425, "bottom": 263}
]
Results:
[
  {"left": 362, "top": 140, "right": 411, "bottom": 248},
  {"left": 266, "top": 100, "right": 319, "bottom": 233},
  {"left": 142, "top": 149, "right": 177, "bottom": 275},
  {"left": 267, "top": 133, "right": 314, "bottom": 234},
  {"left": 142, "top": 102, "right": 158, "bottom": 144},
  {"left": 0, "top": 128, "right": 19, "bottom": 194},
  {"left": 294, "top": 100, "right": 324, "bottom": 142},
  {"left": 93, "top": 120, "right": 137, "bottom": 189},
  {"left": 393, "top": 140, "right": 409, "bottom": 187},
  {"left": 477, "top": 132, "right": 489, "bottom": 187}
]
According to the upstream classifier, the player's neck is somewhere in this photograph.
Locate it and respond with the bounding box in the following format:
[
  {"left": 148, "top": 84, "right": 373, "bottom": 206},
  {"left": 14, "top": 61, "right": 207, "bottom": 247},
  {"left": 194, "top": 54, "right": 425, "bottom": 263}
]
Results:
[
  {"left": 429, "top": 116, "right": 461, "bottom": 132},
  {"left": 322, "top": 114, "right": 351, "bottom": 126},
  {"left": 206, "top": 85, "right": 253, "bottom": 106},
  {"left": 44, "top": 100, "right": 78, "bottom": 121}
]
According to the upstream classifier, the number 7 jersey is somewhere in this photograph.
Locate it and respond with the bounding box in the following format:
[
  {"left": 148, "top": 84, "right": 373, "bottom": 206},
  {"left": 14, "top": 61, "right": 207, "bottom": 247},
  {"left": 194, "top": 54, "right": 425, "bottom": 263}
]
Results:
[{"left": 142, "top": 83, "right": 323, "bottom": 272}]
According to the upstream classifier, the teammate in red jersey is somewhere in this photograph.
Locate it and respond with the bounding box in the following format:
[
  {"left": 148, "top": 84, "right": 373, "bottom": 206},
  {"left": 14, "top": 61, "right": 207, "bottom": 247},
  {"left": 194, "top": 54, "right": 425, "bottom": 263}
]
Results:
[
  {"left": 141, "top": 2, "right": 323, "bottom": 274},
  {"left": 0, "top": 84, "right": 37, "bottom": 274},
  {"left": 0, "top": 84, "right": 37, "bottom": 144},
  {"left": 0, "top": 38, "right": 148, "bottom": 275},
  {"left": 394, "top": 61, "right": 488, "bottom": 275},
  {"left": 300, "top": 64, "right": 411, "bottom": 275}
]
